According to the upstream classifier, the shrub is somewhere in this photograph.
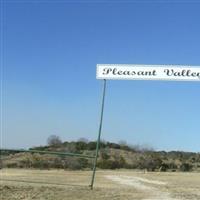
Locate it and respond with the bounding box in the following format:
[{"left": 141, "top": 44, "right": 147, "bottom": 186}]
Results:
[
  {"left": 97, "top": 160, "right": 121, "bottom": 169},
  {"left": 0, "top": 158, "right": 3, "bottom": 169},
  {"left": 77, "top": 158, "right": 89, "bottom": 168},
  {"left": 100, "top": 152, "right": 110, "bottom": 160},
  {"left": 180, "top": 163, "right": 193, "bottom": 172},
  {"left": 159, "top": 163, "right": 169, "bottom": 172},
  {"left": 63, "top": 157, "right": 83, "bottom": 170},
  {"left": 75, "top": 142, "right": 88, "bottom": 151},
  {"left": 87, "top": 142, "right": 96, "bottom": 150},
  {"left": 6, "top": 163, "right": 18, "bottom": 168}
]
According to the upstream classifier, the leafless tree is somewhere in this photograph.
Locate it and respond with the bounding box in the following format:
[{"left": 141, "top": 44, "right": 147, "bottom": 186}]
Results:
[{"left": 47, "top": 135, "right": 62, "bottom": 146}]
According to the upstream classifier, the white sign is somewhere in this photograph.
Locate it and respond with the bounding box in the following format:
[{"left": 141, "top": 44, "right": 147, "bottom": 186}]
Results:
[{"left": 96, "top": 64, "right": 200, "bottom": 81}]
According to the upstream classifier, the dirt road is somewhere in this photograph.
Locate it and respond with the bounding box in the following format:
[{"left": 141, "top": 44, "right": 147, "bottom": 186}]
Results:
[{"left": 106, "top": 175, "right": 174, "bottom": 200}]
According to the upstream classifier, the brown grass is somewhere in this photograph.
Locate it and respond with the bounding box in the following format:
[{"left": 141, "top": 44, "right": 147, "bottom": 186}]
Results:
[{"left": 1, "top": 169, "right": 200, "bottom": 200}]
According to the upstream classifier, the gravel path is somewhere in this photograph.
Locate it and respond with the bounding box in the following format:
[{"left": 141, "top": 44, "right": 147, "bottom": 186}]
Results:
[{"left": 105, "top": 175, "right": 178, "bottom": 200}]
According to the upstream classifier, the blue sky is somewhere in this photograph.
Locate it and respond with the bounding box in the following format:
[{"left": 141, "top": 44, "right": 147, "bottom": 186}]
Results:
[{"left": 1, "top": 1, "right": 200, "bottom": 152}]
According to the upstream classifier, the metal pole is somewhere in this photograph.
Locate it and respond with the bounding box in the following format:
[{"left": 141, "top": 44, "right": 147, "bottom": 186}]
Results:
[{"left": 90, "top": 79, "right": 107, "bottom": 190}]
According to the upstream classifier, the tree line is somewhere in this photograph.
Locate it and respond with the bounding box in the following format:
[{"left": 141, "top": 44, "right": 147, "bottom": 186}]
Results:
[{"left": 1, "top": 136, "right": 200, "bottom": 172}]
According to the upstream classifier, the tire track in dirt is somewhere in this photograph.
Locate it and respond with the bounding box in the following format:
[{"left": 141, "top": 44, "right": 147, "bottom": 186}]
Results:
[{"left": 105, "top": 175, "right": 177, "bottom": 200}]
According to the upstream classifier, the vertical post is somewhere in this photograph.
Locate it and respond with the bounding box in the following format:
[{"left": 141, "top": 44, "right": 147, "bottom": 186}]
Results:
[{"left": 90, "top": 79, "right": 107, "bottom": 190}]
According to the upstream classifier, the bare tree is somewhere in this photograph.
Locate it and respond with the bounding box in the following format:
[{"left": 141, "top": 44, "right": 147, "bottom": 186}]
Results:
[
  {"left": 47, "top": 135, "right": 62, "bottom": 146},
  {"left": 77, "top": 137, "right": 89, "bottom": 143},
  {"left": 118, "top": 140, "right": 127, "bottom": 146}
]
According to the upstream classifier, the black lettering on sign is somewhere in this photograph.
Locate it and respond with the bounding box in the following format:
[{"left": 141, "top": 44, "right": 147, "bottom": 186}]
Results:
[
  {"left": 137, "top": 71, "right": 144, "bottom": 76},
  {"left": 131, "top": 71, "right": 136, "bottom": 75},
  {"left": 164, "top": 69, "right": 173, "bottom": 76},
  {"left": 123, "top": 71, "right": 131, "bottom": 75},
  {"left": 174, "top": 71, "right": 182, "bottom": 76},
  {"left": 113, "top": 68, "right": 118, "bottom": 75},
  {"left": 118, "top": 70, "right": 123, "bottom": 75},
  {"left": 103, "top": 68, "right": 112, "bottom": 75},
  {"left": 152, "top": 70, "right": 157, "bottom": 76}
]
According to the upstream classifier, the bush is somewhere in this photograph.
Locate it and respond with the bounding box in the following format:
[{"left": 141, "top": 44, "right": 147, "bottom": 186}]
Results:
[
  {"left": 51, "top": 157, "right": 63, "bottom": 168},
  {"left": 118, "top": 156, "right": 126, "bottom": 168},
  {"left": 63, "top": 157, "right": 83, "bottom": 170},
  {"left": 75, "top": 141, "right": 88, "bottom": 151},
  {"left": 138, "top": 157, "right": 162, "bottom": 171},
  {"left": 168, "top": 162, "right": 178, "bottom": 170},
  {"left": 107, "top": 142, "right": 120, "bottom": 149},
  {"left": 97, "top": 160, "right": 120, "bottom": 169},
  {"left": 87, "top": 142, "right": 96, "bottom": 150},
  {"left": 0, "top": 158, "right": 3, "bottom": 169},
  {"left": 77, "top": 158, "right": 89, "bottom": 168},
  {"left": 180, "top": 163, "right": 193, "bottom": 172},
  {"left": 6, "top": 163, "right": 18, "bottom": 168},
  {"left": 97, "top": 155, "right": 127, "bottom": 169},
  {"left": 100, "top": 152, "right": 110, "bottom": 160},
  {"left": 159, "top": 163, "right": 169, "bottom": 172}
]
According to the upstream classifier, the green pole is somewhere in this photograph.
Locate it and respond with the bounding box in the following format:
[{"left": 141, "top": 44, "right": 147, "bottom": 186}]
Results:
[{"left": 90, "top": 79, "right": 107, "bottom": 190}]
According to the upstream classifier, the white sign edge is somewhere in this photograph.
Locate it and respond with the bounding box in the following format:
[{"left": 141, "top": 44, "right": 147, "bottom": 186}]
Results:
[{"left": 96, "top": 64, "right": 200, "bottom": 81}]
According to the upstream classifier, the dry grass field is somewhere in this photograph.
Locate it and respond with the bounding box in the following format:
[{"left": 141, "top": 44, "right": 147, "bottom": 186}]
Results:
[{"left": 1, "top": 169, "right": 200, "bottom": 200}]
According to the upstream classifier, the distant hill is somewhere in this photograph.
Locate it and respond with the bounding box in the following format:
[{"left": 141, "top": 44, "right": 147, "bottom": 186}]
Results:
[{"left": 1, "top": 140, "right": 200, "bottom": 172}]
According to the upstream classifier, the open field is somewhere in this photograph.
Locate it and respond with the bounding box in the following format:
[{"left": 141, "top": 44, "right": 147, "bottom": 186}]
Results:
[{"left": 1, "top": 169, "right": 200, "bottom": 200}]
